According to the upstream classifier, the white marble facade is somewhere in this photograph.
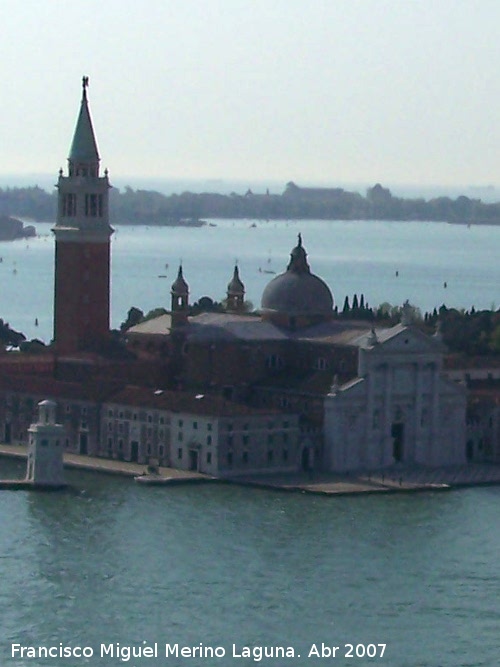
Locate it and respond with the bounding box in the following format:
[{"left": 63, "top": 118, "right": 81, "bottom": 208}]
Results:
[{"left": 324, "top": 324, "right": 466, "bottom": 471}]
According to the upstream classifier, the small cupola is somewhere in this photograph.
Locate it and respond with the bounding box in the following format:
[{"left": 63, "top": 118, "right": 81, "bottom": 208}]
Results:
[
  {"left": 226, "top": 265, "right": 245, "bottom": 312},
  {"left": 171, "top": 265, "right": 189, "bottom": 326}
]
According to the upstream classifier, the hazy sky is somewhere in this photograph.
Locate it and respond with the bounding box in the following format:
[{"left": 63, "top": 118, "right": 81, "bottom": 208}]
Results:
[{"left": 1, "top": 0, "right": 499, "bottom": 187}]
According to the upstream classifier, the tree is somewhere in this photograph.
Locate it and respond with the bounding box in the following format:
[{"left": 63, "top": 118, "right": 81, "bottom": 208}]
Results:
[{"left": 120, "top": 306, "right": 144, "bottom": 331}]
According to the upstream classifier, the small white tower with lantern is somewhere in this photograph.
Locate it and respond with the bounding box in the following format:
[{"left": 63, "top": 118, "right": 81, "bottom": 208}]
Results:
[{"left": 26, "top": 400, "right": 65, "bottom": 487}]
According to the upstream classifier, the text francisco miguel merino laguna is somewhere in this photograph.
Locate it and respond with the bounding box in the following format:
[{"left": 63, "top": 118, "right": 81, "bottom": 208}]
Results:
[{"left": 12, "top": 641, "right": 388, "bottom": 661}]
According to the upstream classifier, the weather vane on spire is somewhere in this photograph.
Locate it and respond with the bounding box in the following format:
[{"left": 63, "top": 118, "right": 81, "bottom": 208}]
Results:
[{"left": 82, "top": 76, "right": 89, "bottom": 98}]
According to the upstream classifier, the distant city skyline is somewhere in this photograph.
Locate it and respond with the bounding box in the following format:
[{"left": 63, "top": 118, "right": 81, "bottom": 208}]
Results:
[{"left": 1, "top": 0, "right": 499, "bottom": 188}]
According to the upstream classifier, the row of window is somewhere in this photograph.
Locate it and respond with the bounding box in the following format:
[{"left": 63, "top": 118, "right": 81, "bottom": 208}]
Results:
[
  {"left": 109, "top": 422, "right": 165, "bottom": 438},
  {"left": 106, "top": 438, "right": 165, "bottom": 458},
  {"left": 176, "top": 448, "right": 290, "bottom": 466},
  {"left": 62, "top": 193, "right": 104, "bottom": 217}
]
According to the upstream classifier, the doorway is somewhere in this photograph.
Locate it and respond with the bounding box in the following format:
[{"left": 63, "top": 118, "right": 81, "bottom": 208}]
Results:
[
  {"left": 189, "top": 449, "right": 199, "bottom": 471},
  {"left": 79, "top": 432, "right": 88, "bottom": 455},
  {"left": 301, "top": 447, "right": 310, "bottom": 471},
  {"left": 391, "top": 423, "right": 404, "bottom": 462},
  {"left": 130, "top": 441, "right": 139, "bottom": 463}
]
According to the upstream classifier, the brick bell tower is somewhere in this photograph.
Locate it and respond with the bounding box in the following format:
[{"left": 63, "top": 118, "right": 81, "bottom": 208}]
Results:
[{"left": 53, "top": 77, "right": 113, "bottom": 354}]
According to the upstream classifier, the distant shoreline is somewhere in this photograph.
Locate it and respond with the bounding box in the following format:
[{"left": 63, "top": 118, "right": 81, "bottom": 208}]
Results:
[{"left": 1, "top": 182, "right": 500, "bottom": 226}]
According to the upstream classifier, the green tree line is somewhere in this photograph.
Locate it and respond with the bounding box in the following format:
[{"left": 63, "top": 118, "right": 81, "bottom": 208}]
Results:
[{"left": 1, "top": 182, "right": 500, "bottom": 224}]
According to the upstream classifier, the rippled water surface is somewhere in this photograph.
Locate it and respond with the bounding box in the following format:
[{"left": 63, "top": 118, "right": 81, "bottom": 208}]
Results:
[{"left": 1, "top": 458, "right": 499, "bottom": 666}]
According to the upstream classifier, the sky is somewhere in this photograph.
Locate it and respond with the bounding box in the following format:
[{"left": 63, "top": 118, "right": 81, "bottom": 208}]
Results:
[{"left": 1, "top": 0, "right": 500, "bottom": 190}]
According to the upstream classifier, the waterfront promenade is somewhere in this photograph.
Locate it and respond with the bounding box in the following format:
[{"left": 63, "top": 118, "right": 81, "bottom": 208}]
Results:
[
  {"left": 2, "top": 444, "right": 500, "bottom": 495},
  {"left": 0, "top": 444, "right": 209, "bottom": 482}
]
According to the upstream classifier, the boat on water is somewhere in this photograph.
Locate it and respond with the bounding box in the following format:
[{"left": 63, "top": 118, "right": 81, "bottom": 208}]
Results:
[{"left": 134, "top": 473, "right": 173, "bottom": 485}]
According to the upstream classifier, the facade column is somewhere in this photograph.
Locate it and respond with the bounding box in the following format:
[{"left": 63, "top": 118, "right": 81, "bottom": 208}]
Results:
[
  {"left": 382, "top": 363, "right": 393, "bottom": 465},
  {"left": 430, "top": 363, "right": 440, "bottom": 465},
  {"left": 413, "top": 362, "right": 423, "bottom": 464},
  {"left": 364, "top": 370, "right": 374, "bottom": 467}
]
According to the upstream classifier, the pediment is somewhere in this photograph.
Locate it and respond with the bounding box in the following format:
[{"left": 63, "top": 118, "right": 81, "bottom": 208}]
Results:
[{"left": 370, "top": 324, "right": 445, "bottom": 355}]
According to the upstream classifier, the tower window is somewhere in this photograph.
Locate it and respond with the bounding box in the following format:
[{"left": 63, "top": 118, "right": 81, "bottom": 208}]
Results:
[
  {"left": 63, "top": 193, "right": 77, "bottom": 217},
  {"left": 85, "top": 194, "right": 99, "bottom": 217}
]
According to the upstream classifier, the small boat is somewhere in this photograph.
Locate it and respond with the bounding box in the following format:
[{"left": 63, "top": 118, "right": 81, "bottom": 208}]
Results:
[{"left": 134, "top": 474, "right": 173, "bottom": 485}]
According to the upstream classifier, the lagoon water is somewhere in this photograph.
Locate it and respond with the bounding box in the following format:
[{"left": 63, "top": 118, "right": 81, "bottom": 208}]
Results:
[
  {"left": 0, "top": 218, "right": 499, "bottom": 343},
  {"left": 0, "top": 219, "right": 500, "bottom": 666},
  {"left": 1, "top": 458, "right": 500, "bottom": 667}
]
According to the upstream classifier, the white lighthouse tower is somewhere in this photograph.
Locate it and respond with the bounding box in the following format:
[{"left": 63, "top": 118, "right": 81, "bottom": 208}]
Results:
[{"left": 26, "top": 400, "right": 66, "bottom": 487}]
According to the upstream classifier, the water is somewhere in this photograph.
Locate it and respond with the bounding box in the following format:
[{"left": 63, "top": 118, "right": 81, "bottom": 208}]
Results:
[
  {"left": 1, "top": 219, "right": 499, "bottom": 664},
  {"left": 1, "top": 219, "right": 499, "bottom": 344},
  {"left": 1, "top": 457, "right": 500, "bottom": 667}
]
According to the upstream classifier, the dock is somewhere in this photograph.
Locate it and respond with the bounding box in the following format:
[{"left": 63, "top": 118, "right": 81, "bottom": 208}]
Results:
[
  {"left": 0, "top": 444, "right": 212, "bottom": 484},
  {"left": 2, "top": 444, "right": 500, "bottom": 496}
]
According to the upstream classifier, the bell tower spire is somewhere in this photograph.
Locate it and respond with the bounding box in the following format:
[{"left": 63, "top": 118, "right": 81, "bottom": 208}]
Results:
[
  {"left": 53, "top": 77, "right": 113, "bottom": 355},
  {"left": 67, "top": 76, "right": 100, "bottom": 177}
]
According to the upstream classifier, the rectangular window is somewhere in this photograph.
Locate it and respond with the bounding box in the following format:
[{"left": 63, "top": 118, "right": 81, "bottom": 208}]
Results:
[
  {"left": 193, "top": 421, "right": 198, "bottom": 429},
  {"left": 177, "top": 448, "right": 182, "bottom": 459},
  {"left": 267, "top": 450, "right": 274, "bottom": 463},
  {"left": 63, "top": 193, "right": 77, "bottom": 217},
  {"left": 282, "top": 449, "right": 288, "bottom": 462},
  {"left": 243, "top": 435, "right": 249, "bottom": 446},
  {"left": 207, "top": 435, "right": 212, "bottom": 445},
  {"left": 207, "top": 423, "right": 212, "bottom": 431},
  {"left": 85, "top": 193, "right": 99, "bottom": 217},
  {"left": 242, "top": 451, "right": 249, "bottom": 464},
  {"left": 178, "top": 419, "right": 183, "bottom": 427},
  {"left": 227, "top": 452, "right": 233, "bottom": 467},
  {"left": 207, "top": 452, "right": 212, "bottom": 464}
]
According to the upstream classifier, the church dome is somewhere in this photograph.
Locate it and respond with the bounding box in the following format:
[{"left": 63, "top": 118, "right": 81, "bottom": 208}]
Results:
[{"left": 261, "top": 235, "right": 334, "bottom": 320}]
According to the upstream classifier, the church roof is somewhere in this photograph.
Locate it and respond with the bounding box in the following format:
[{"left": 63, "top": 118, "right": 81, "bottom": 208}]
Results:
[
  {"left": 261, "top": 235, "right": 334, "bottom": 317},
  {"left": 68, "top": 77, "right": 100, "bottom": 164}
]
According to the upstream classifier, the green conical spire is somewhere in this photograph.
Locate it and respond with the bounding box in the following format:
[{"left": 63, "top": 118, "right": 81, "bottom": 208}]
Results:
[{"left": 68, "top": 76, "right": 100, "bottom": 164}]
